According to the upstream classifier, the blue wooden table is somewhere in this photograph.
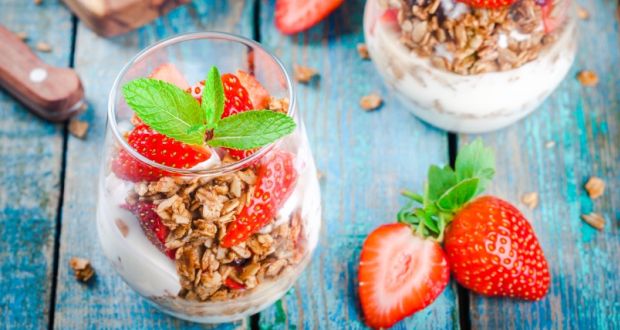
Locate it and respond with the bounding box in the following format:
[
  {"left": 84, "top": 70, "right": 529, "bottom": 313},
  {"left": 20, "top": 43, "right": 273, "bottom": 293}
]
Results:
[{"left": 0, "top": 0, "right": 618, "bottom": 329}]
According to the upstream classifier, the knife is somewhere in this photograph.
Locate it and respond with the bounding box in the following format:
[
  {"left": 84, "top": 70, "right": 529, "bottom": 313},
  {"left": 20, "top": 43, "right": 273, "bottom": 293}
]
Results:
[{"left": 0, "top": 24, "right": 85, "bottom": 122}]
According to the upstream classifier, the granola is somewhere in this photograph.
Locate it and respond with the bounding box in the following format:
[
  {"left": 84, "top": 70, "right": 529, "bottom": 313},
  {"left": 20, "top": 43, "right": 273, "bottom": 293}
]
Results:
[
  {"left": 125, "top": 160, "right": 306, "bottom": 302},
  {"left": 69, "top": 257, "right": 95, "bottom": 282},
  {"left": 395, "top": 0, "right": 566, "bottom": 75}
]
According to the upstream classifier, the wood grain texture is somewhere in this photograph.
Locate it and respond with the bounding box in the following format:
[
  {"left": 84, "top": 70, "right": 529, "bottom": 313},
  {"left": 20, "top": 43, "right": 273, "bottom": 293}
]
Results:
[
  {"left": 257, "top": 0, "right": 457, "bottom": 328},
  {"left": 52, "top": 1, "right": 253, "bottom": 328},
  {"left": 462, "top": 1, "right": 620, "bottom": 328},
  {"left": 0, "top": 0, "right": 74, "bottom": 328}
]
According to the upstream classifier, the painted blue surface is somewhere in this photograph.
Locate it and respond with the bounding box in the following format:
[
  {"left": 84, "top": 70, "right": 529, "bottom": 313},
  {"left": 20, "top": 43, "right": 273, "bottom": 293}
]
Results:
[{"left": 0, "top": 0, "right": 618, "bottom": 329}]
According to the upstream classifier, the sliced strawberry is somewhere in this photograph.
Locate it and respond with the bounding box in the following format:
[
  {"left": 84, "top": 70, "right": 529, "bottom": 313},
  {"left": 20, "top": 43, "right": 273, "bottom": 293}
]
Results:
[
  {"left": 236, "top": 70, "right": 270, "bottom": 109},
  {"left": 186, "top": 80, "right": 205, "bottom": 102},
  {"left": 444, "top": 196, "right": 550, "bottom": 300},
  {"left": 149, "top": 63, "right": 190, "bottom": 90},
  {"left": 122, "top": 201, "right": 175, "bottom": 259},
  {"left": 456, "top": 0, "right": 516, "bottom": 9},
  {"left": 275, "top": 0, "right": 345, "bottom": 34},
  {"left": 111, "top": 125, "right": 212, "bottom": 182},
  {"left": 224, "top": 278, "right": 246, "bottom": 290},
  {"left": 358, "top": 223, "right": 450, "bottom": 329},
  {"left": 221, "top": 150, "right": 297, "bottom": 247},
  {"left": 227, "top": 148, "right": 258, "bottom": 161},
  {"left": 221, "top": 73, "right": 254, "bottom": 118},
  {"left": 540, "top": 0, "right": 566, "bottom": 33}
]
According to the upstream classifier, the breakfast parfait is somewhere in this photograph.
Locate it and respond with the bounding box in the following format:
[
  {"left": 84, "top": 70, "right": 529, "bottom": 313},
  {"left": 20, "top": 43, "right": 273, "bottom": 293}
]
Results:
[
  {"left": 97, "top": 35, "right": 320, "bottom": 323},
  {"left": 364, "top": 0, "right": 577, "bottom": 132}
]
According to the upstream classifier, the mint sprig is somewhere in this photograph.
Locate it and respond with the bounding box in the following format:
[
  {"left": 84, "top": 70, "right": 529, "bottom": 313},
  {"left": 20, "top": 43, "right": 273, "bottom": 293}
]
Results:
[
  {"left": 398, "top": 139, "right": 495, "bottom": 240},
  {"left": 121, "top": 66, "right": 296, "bottom": 149}
]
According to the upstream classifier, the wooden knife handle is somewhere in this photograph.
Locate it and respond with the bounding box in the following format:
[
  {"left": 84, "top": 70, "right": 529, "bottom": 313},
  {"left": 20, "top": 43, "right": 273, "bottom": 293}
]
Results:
[{"left": 0, "top": 25, "right": 85, "bottom": 122}]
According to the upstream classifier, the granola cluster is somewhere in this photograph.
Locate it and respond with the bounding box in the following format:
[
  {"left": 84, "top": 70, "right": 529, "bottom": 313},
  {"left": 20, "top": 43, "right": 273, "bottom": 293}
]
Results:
[
  {"left": 125, "top": 156, "right": 305, "bottom": 302},
  {"left": 396, "top": 0, "right": 563, "bottom": 74}
]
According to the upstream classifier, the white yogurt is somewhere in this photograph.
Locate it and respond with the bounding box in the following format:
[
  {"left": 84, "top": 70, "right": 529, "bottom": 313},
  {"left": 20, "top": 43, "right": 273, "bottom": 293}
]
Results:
[{"left": 364, "top": 0, "right": 577, "bottom": 133}]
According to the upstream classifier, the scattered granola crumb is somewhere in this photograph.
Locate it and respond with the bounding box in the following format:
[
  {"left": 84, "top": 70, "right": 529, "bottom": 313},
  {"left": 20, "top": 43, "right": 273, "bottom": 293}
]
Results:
[
  {"left": 69, "top": 119, "right": 89, "bottom": 139},
  {"left": 293, "top": 65, "right": 318, "bottom": 84},
  {"left": 115, "top": 218, "right": 129, "bottom": 237},
  {"left": 360, "top": 93, "right": 383, "bottom": 111},
  {"left": 545, "top": 140, "right": 556, "bottom": 149},
  {"left": 576, "top": 5, "right": 590, "bottom": 20},
  {"left": 70, "top": 257, "right": 95, "bottom": 282},
  {"left": 521, "top": 192, "right": 539, "bottom": 209},
  {"left": 576, "top": 70, "right": 598, "bottom": 87},
  {"left": 16, "top": 31, "right": 28, "bottom": 42},
  {"left": 34, "top": 0, "right": 42, "bottom": 5},
  {"left": 584, "top": 176, "right": 605, "bottom": 199},
  {"left": 581, "top": 213, "right": 605, "bottom": 230},
  {"left": 35, "top": 41, "right": 52, "bottom": 53},
  {"left": 357, "top": 43, "right": 370, "bottom": 60},
  {"left": 317, "top": 170, "right": 325, "bottom": 181}
]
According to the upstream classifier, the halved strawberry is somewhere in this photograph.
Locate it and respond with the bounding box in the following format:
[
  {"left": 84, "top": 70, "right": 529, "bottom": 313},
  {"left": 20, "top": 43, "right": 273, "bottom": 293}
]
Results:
[
  {"left": 221, "top": 150, "right": 297, "bottom": 247},
  {"left": 358, "top": 223, "right": 450, "bottom": 329},
  {"left": 275, "top": 0, "right": 345, "bottom": 34},
  {"left": 236, "top": 70, "right": 270, "bottom": 109},
  {"left": 221, "top": 73, "right": 254, "bottom": 118},
  {"left": 111, "top": 125, "right": 212, "bottom": 182},
  {"left": 224, "top": 278, "right": 246, "bottom": 290},
  {"left": 122, "top": 201, "right": 175, "bottom": 259},
  {"left": 444, "top": 196, "right": 550, "bottom": 300},
  {"left": 456, "top": 0, "right": 516, "bottom": 9},
  {"left": 540, "top": 0, "right": 566, "bottom": 33},
  {"left": 149, "top": 63, "right": 190, "bottom": 90}
]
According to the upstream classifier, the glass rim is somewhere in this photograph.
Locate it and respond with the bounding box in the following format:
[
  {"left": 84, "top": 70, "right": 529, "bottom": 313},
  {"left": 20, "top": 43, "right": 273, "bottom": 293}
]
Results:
[{"left": 107, "top": 31, "right": 297, "bottom": 176}]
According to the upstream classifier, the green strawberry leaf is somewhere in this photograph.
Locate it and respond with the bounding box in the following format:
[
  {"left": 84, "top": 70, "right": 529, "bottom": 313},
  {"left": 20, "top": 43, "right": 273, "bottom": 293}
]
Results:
[
  {"left": 437, "top": 177, "right": 480, "bottom": 211},
  {"left": 122, "top": 78, "right": 205, "bottom": 145},
  {"left": 455, "top": 138, "right": 495, "bottom": 194},
  {"left": 208, "top": 110, "right": 296, "bottom": 150},
  {"left": 427, "top": 165, "right": 457, "bottom": 201},
  {"left": 203, "top": 66, "right": 225, "bottom": 129}
]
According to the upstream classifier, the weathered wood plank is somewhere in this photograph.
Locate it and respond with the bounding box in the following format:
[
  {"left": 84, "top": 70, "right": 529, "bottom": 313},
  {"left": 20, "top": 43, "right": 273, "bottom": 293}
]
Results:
[
  {"left": 463, "top": 1, "right": 620, "bottom": 328},
  {"left": 52, "top": 1, "right": 254, "bottom": 328},
  {"left": 257, "top": 0, "right": 457, "bottom": 328},
  {"left": 0, "top": 1, "right": 73, "bottom": 328}
]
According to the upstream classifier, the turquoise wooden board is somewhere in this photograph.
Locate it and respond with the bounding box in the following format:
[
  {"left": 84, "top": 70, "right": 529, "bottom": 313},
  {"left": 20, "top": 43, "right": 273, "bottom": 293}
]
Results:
[
  {"left": 52, "top": 1, "right": 253, "bottom": 329},
  {"left": 0, "top": 0, "right": 73, "bottom": 328},
  {"left": 461, "top": 1, "right": 620, "bottom": 328},
  {"left": 256, "top": 0, "right": 457, "bottom": 329}
]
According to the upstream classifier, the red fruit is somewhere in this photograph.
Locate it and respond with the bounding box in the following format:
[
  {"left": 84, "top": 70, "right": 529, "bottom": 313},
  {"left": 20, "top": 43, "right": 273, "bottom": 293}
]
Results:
[
  {"left": 221, "top": 73, "right": 254, "bottom": 118},
  {"left": 224, "top": 278, "right": 246, "bottom": 290},
  {"left": 122, "top": 202, "right": 175, "bottom": 259},
  {"left": 111, "top": 125, "right": 212, "bottom": 182},
  {"left": 227, "top": 148, "right": 258, "bottom": 161},
  {"left": 275, "top": 0, "right": 345, "bottom": 34},
  {"left": 456, "top": 0, "right": 515, "bottom": 9},
  {"left": 540, "top": 0, "right": 566, "bottom": 33},
  {"left": 358, "top": 223, "right": 450, "bottom": 329},
  {"left": 444, "top": 196, "right": 550, "bottom": 300},
  {"left": 149, "top": 63, "right": 190, "bottom": 90},
  {"left": 236, "top": 70, "right": 270, "bottom": 109},
  {"left": 221, "top": 151, "right": 297, "bottom": 247},
  {"left": 186, "top": 80, "right": 205, "bottom": 102}
]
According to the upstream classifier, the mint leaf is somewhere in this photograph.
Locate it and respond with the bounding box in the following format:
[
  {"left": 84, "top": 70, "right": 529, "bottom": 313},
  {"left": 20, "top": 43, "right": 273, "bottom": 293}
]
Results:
[
  {"left": 437, "top": 177, "right": 480, "bottom": 211},
  {"left": 123, "top": 78, "right": 205, "bottom": 145},
  {"left": 203, "top": 66, "right": 225, "bottom": 128},
  {"left": 427, "top": 165, "right": 457, "bottom": 201},
  {"left": 455, "top": 138, "right": 495, "bottom": 193},
  {"left": 208, "top": 110, "right": 296, "bottom": 150}
]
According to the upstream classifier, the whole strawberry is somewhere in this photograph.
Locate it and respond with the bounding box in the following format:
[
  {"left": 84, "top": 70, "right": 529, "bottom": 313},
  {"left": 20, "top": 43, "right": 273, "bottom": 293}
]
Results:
[{"left": 444, "top": 196, "right": 550, "bottom": 300}]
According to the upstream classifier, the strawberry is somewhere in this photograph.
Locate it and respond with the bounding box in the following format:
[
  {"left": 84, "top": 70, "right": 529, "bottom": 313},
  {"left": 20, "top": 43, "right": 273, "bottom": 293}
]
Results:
[
  {"left": 224, "top": 278, "right": 246, "bottom": 290},
  {"left": 540, "top": 0, "right": 566, "bottom": 33},
  {"left": 227, "top": 148, "right": 258, "bottom": 161},
  {"left": 456, "top": 0, "right": 515, "bottom": 9},
  {"left": 111, "top": 125, "right": 212, "bottom": 182},
  {"left": 236, "top": 70, "right": 270, "bottom": 109},
  {"left": 444, "top": 196, "right": 550, "bottom": 300},
  {"left": 221, "top": 150, "right": 297, "bottom": 247},
  {"left": 275, "top": 0, "right": 345, "bottom": 34},
  {"left": 122, "top": 201, "right": 175, "bottom": 259},
  {"left": 358, "top": 223, "right": 450, "bottom": 329},
  {"left": 221, "top": 73, "right": 254, "bottom": 118},
  {"left": 149, "top": 63, "right": 190, "bottom": 90}
]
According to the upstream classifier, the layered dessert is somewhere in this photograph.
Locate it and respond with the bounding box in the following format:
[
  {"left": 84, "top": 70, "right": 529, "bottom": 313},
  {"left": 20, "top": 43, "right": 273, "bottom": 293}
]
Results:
[
  {"left": 97, "top": 63, "right": 320, "bottom": 323},
  {"left": 364, "top": 0, "right": 577, "bottom": 132}
]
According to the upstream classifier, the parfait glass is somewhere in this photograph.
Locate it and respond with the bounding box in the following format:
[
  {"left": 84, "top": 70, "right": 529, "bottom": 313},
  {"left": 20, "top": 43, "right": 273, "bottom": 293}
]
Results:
[
  {"left": 97, "top": 32, "right": 321, "bottom": 323},
  {"left": 364, "top": 0, "right": 577, "bottom": 133}
]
